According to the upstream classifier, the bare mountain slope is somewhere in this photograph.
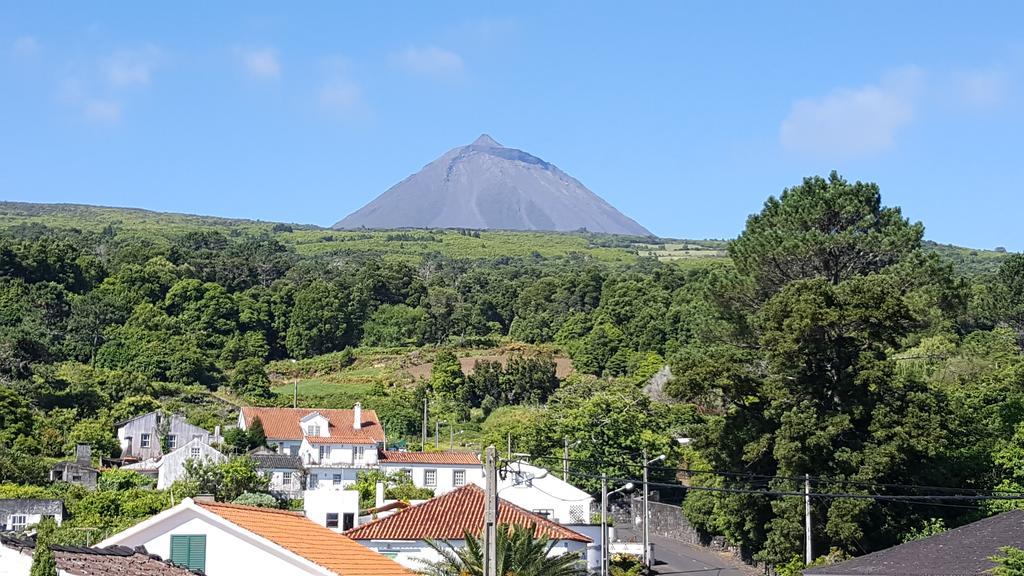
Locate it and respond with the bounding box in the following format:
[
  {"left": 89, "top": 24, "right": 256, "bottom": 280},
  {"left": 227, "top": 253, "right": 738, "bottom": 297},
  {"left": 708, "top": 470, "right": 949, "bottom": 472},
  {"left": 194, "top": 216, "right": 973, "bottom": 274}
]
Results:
[{"left": 334, "top": 135, "right": 652, "bottom": 236}]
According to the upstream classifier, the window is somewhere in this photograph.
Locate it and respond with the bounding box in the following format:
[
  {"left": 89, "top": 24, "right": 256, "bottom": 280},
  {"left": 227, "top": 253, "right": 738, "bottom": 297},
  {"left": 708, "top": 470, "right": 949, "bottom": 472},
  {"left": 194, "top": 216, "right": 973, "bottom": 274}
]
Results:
[
  {"left": 288, "top": 445, "right": 298, "bottom": 457},
  {"left": 71, "top": 474, "right": 82, "bottom": 482},
  {"left": 9, "top": 515, "right": 27, "bottom": 531},
  {"left": 190, "top": 446, "right": 201, "bottom": 458},
  {"left": 333, "top": 473, "right": 342, "bottom": 485},
  {"left": 454, "top": 469, "right": 466, "bottom": 487},
  {"left": 532, "top": 509, "right": 554, "bottom": 519},
  {"left": 307, "top": 424, "right": 320, "bottom": 436},
  {"left": 140, "top": 433, "right": 151, "bottom": 448},
  {"left": 282, "top": 472, "right": 292, "bottom": 486},
  {"left": 326, "top": 513, "right": 339, "bottom": 528},
  {"left": 343, "top": 513, "right": 355, "bottom": 531},
  {"left": 424, "top": 469, "right": 437, "bottom": 487},
  {"left": 308, "top": 474, "right": 319, "bottom": 489},
  {"left": 167, "top": 435, "right": 177, "bottom": 449},
  {"left": 319, "top": 445, "right": 328, "bottom": 462},
  {"left": 354, "top": 446, "right": 365, "bottom": 461},
  {"left": 170, "top": 535, "right": 206, "bottom": 571}
]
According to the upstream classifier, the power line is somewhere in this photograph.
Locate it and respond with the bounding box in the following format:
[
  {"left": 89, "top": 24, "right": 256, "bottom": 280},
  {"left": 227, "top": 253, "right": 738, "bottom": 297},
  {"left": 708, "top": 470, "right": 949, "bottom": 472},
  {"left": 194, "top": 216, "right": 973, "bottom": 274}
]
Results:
[
  {"left": 561, "top": 469, "right": 1024, "bottom": 502},
  {"left": 531, "top": 454, "right": 1024, "bottom": 497}
]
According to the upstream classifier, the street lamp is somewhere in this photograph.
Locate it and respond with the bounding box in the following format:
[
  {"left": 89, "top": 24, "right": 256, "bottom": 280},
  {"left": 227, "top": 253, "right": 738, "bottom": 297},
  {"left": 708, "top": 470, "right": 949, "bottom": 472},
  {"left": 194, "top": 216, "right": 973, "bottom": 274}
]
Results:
[
  {"left": 642, "top": 452, "right": 666, "bottom": 569},
  {"left": 601, "top": 476, "right": 634, "bottom": 576}
]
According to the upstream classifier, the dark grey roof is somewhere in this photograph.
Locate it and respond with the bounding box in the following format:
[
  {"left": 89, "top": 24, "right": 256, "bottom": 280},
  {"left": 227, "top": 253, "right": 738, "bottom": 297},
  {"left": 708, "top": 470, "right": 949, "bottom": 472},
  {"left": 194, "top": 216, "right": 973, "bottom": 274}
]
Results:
[
  {"left": 249, "top": 451, "right": 302, "bottom": 470},
  {"left": 1, "top": 535, "right": 201, "bottom": 575},
  {"left": 804, "top": 510, "right": 1024, "bottom": 576},
  {"left": 0, "top": 499, "right": 64, "bottom": 516}
]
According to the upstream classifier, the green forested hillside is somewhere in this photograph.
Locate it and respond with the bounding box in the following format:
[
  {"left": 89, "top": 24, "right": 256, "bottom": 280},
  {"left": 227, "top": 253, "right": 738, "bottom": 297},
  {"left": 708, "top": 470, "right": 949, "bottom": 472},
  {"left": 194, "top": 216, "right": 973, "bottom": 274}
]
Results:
[{"left": 1, "top": 175, "right": 1023, "bottom": 565}]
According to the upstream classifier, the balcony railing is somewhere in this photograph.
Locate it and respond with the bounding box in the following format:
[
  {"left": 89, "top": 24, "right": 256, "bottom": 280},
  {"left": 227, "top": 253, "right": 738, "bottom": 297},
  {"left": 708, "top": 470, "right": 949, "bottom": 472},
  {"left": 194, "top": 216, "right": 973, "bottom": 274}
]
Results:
[{"left": 302, "top": 456, "right": 376, "bottom": 468}]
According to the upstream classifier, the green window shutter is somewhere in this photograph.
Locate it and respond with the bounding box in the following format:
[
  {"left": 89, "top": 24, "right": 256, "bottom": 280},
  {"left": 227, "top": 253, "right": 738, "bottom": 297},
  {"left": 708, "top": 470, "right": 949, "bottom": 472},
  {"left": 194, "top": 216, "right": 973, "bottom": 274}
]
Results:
[
  {"left": 187, "top": 535, "right": 206, "bottom": 572},
  {"left": 170, "top": 534, "right": 206, "bottom": 571},
  {"left": 170, "top": 535, "right": 190, "bottom": 566}
]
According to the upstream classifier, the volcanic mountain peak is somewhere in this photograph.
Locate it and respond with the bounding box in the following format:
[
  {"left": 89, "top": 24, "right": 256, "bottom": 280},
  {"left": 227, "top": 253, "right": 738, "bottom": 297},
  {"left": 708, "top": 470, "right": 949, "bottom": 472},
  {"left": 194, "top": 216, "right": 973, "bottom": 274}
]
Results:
[
  {"left": 334, "top": 135, "right": 652, "bottom": 236},
  {"left": 471, "top": 133, "right": 501, "bottom": 147}
]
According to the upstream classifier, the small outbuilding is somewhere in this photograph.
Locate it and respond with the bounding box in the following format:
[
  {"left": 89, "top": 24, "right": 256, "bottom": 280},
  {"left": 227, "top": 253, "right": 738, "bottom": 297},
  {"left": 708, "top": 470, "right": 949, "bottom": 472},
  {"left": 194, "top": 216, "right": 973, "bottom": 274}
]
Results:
[
  {"left": 49, "top": 444, "right": 99, "bottom": 490},
  {"left": 0, "top": 500, "right": 64, "bottom": 532}
]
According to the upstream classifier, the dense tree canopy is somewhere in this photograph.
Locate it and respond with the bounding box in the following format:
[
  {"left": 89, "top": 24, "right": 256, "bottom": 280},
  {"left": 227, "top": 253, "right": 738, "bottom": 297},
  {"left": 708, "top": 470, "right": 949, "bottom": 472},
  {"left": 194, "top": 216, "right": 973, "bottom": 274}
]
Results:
[{"left": 0, "top": 178, "right": 1021, "bottom": 567}]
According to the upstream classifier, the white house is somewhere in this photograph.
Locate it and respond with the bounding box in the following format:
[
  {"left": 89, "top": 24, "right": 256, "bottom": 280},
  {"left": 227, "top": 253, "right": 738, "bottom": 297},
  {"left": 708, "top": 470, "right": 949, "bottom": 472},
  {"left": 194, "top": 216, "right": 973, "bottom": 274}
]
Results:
[
  {"left": 249, "top": 447, "right": 304, "bottom": 499},
  {"left": 474, "top": 461, "right": 594, "bottom": 525},
  {"left": 97, "top": 497, "right": 412, "bottom": 576},
  {"left": 378, "top": 450, "right": 483, "bottom": 495},
  {"left": 0, "top": 500, "right": 64, "bottom": 532},
  {"left": 122, "top": 438, "right": 226, "bottom": 489},
  {"left": 238, "top": 404, "right": 384, "bottom": 491},
  {"left": 0, "top": 534, "right": 195, "bottom": 575},
  {"left": 303, "top": 486, "right": 362, "bottom": 532},
  {"left": 344, "top": 484, "right": 591, "bottom": 571}
]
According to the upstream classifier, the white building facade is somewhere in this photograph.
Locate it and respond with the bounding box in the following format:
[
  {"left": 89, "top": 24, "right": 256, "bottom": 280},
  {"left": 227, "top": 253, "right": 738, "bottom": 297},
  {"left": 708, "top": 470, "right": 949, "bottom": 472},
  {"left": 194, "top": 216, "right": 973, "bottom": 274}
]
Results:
[
  {"left": 97, "top": 498, "right": 411, "bottom": 576},
  {"left": 238, "top": 404, "right": 385, "bottom": 492},
  {"left": 475, "top": 461, "right": 594, "bottom": 525},
  {"left": 123, "top": 438, "right": 226, "bottom": 489},
  {"left": 378, "top": 451, "right": 483, "bottom": 495}
]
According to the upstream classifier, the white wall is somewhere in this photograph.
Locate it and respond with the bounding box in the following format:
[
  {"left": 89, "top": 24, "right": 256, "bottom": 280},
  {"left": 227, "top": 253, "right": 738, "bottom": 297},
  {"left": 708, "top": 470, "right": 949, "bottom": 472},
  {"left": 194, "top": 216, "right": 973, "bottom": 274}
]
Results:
[
  {"left": 0, "top": 544, "right": 32, "bottom": 576},
  {"left": 306, "top": 467, "right": 359, "bottom": 489},
  {"left": 303, "top": 488, "right": 361, "bottom": 532},
  {"left": 155, "top": 441, "right": 226, "bottom": 489},
  {"left": 474, "top": 463, "right": 593, "bottom": 525},
  {"left": 357, "top": 538, "right": 586, "bottom": 571},
  {"left": 379, "top": 463, "right": 483, "bottom": 494},
  {"left": 299, "top": 440, "right": 377, "bottom": 467},
  {"left": 103, "top": 507, "right": 325, "bottom": 576}
]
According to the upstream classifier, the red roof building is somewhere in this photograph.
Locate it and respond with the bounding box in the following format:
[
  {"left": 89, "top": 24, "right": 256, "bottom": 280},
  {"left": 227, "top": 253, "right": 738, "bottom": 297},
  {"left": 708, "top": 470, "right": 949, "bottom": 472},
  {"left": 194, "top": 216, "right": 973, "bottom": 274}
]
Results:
[
  {"left": 345, "top": 484, "right": 590, "bottom": 542},
  {"left": 239, "top": 406, "right": 385, "bottom": 445}
]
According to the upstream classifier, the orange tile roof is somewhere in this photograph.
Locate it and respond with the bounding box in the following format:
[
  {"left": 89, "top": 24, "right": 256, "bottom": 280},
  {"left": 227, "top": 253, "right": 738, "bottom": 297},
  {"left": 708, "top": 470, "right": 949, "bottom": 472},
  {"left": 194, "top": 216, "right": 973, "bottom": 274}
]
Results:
[
  {"left": 344, "top": 484, "right": 591, "bottom": 543},
  {"left": 241, "top": 407, "right": 385, "bottom": 444},
  {"left": 379, "top": 451, "right": 481, "bottom": 465},
  {"left": 197, "top": 500, "right": 412, "bottom": 576}
]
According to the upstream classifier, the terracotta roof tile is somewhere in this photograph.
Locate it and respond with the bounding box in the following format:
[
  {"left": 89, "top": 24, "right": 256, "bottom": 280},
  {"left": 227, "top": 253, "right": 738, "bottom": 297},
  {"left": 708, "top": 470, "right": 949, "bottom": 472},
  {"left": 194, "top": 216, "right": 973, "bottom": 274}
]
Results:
[
  {"left": 197, "top": 500, "right": 412, "bottom": 576},
  {"left": 344, "top": 484, "right": 591, "bottom": 543},
  {"left": 380, "top": 451, "right": 482, "bottom": 465},
  {"left": 241, "top": 407, "right": 384, "bottom": 444}
]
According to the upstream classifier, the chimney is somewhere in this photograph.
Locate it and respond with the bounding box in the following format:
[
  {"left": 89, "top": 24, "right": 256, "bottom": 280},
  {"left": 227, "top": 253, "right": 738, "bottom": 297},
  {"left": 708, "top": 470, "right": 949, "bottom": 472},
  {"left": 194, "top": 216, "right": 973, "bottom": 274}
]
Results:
[
  {"left": 353, "top": 402, "right": 362, "bottom": 430},
  {"left": 195, "top": 494, "right": 215, "bottom": 503},
  {"left": 375, "top": 482, "right": 386, "bottom": 508},
  {"left": 76, "top": 444, "right": 91, "bottom": 466},
  {"left": 213, "top": 425, "right": 221, "bottom": 443}
]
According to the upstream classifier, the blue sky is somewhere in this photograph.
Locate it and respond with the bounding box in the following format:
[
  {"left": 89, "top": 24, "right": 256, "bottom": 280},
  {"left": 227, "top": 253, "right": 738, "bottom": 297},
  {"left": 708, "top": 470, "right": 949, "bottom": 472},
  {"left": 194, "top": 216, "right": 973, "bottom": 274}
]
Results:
[{"left": 2, "top": 2, "right": 1022, "bottom": 250}]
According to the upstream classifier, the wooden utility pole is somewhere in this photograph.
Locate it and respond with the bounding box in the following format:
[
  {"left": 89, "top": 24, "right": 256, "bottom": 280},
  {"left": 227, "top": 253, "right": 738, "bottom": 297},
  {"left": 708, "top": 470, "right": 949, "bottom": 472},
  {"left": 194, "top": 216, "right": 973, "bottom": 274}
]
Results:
[
  {"left": 805, "top": 473, "right": 813, "bottom": 564},
  {"left": 484, "top": 446, "right": 499, "bottom": 576}
]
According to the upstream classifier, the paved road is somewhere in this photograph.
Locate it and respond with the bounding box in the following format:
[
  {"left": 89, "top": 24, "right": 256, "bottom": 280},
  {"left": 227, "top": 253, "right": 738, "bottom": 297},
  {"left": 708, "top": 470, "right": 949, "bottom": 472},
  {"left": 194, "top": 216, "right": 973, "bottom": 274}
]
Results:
[{"left": 617, "top": 529, "right": 754, "bottom": 576}]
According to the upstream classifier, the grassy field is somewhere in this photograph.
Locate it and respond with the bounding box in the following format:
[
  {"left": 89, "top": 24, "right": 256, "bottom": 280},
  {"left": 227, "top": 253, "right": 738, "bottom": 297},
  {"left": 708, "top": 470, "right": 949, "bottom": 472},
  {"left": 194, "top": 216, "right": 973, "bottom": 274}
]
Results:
[{"left": 0, "top": 201, "right": 1010, "bottom": 273}]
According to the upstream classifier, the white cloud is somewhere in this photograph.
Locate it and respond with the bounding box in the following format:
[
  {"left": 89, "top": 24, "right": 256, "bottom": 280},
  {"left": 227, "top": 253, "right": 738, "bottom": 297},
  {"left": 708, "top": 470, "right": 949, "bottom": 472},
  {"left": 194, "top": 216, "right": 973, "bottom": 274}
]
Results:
[
  {"left": 104, "top": 45, "right": 161, "bottom": 87},
  {"left": 11, "top": 36, "right": 39, "bottom": 58},
  {"left": 318, "top": 81, "right": 364, "bottom": 117},
  {"left": 391, "top": 45, "right": 464, "bottom": 79},
  {"left": 84, "top": 100, "right": 121, "bottom": 122},
  {"left": 780, "top": 67, "right": 925, "bottom": 158},
  {"left": 952, "top": 67, "right": 1008, "bottom": 109},
  {"left": 317, "top": 56, "right": 367, "bottom": 119},
  {"left": 239, "top": 47, "right": 280, "bottom": 79},
  {"left": 57, "top": 78, "right": 121, "bottom": 123}
]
